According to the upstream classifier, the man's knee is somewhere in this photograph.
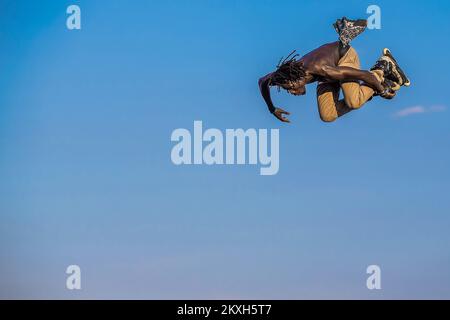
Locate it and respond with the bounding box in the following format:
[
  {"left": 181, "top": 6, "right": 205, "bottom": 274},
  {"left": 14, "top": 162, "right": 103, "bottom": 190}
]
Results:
[
  {"left": 344, "top": 96, "right": 363, "bottom": 109},
  {"left": 319, "top": 113, "right": 337, "bottom": 123}
]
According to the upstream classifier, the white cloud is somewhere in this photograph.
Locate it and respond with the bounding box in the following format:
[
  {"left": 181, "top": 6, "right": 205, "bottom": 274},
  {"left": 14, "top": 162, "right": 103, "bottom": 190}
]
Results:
[
  {"left": 393, "top": 105, "right": 447, "bottom": 118},
  {"left": 429, "top": 105, "right": 447, "bottom": 112}
]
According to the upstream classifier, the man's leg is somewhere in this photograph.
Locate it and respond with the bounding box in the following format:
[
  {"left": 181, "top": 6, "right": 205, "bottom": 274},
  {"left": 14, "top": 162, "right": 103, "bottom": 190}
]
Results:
[
  {"left": 338, "top": 47, "right": 385, "bottom": 109},
  {"left": 317, "top": 81, "right": 353, "bottom": 122},
  {"left": 340, "top": 71, "right": 384, "bottom": 109}
]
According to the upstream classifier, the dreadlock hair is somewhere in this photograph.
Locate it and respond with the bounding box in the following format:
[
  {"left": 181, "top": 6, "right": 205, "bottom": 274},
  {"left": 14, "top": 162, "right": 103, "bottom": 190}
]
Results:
[{"left": 269, "top": 50, "right": 306, "bottom": 91}]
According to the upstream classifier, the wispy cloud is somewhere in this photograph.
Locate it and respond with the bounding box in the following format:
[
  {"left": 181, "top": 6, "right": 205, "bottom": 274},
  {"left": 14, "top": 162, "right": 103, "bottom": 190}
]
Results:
[{"left": 393, "top": 105, "right": 447, "bottom": 118}]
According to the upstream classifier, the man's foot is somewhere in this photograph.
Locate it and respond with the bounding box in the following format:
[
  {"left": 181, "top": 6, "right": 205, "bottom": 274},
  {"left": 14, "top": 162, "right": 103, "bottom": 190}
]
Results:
[
  {"left": 371, "top": 49, "right": 410, "bottom": 87},
  {"left": 382, "top": 48, "right": 411, "bottom": 86},
  {"left": 333, "top": 17, "right": 367, "bottom": 47}
]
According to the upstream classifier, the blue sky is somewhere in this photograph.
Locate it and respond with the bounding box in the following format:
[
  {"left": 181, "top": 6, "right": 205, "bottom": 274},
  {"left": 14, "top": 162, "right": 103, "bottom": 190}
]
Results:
[{"left": 0, "top": 0, "right": 449, "bottom": 299}]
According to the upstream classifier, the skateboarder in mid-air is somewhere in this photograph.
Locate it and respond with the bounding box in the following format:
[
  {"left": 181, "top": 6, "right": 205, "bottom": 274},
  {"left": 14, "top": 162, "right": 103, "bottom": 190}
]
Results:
[{"left": 258, "top": 17, "right": 410, "bottom": 123}]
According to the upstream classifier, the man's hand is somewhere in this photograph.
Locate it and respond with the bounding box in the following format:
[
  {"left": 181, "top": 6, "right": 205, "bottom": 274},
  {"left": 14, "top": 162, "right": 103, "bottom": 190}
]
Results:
[
  {"left": 379, "top": 79, "right": 398, "bottom": 99},
  {"left": 380, "top": 89, "right": 396, "bottom": 99},
  {"left": 272, "top": 107, "right": 291, "bottom": 123}
]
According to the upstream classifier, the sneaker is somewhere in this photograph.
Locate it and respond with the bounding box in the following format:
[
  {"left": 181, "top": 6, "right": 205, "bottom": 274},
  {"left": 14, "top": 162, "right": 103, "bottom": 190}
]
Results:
[
  {"left": 333, "top": 17, "right": 367, "bottom": 47},
  {"left": 382, "top": 48, "right": 411, "bottom": 86},
  {"left": 370, "top": 57, "right": 400, "bottom": 90}
]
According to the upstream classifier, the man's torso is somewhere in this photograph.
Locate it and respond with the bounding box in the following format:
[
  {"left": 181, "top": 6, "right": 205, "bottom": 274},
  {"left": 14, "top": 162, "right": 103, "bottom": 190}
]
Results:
[{"left": 298, "top": 41, "right": 351, "bottom": 83}]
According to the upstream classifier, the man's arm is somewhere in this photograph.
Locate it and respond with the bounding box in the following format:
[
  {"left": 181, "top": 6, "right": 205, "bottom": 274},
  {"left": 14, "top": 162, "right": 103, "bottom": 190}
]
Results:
[
  {"left": 320, "top": 65, "right": 385, "bottom": 92},
  {"left": 258, "top": 73, "right": 291, "bottom": 123},
  {"left": 258, "top": 73, "right": 276, "bottom": 113}
]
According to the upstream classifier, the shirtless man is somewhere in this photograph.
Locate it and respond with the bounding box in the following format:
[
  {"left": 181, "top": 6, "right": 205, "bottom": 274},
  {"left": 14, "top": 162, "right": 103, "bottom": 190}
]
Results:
[{"left": 258, "top": 17, "right": 410, "bottom": 123}]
